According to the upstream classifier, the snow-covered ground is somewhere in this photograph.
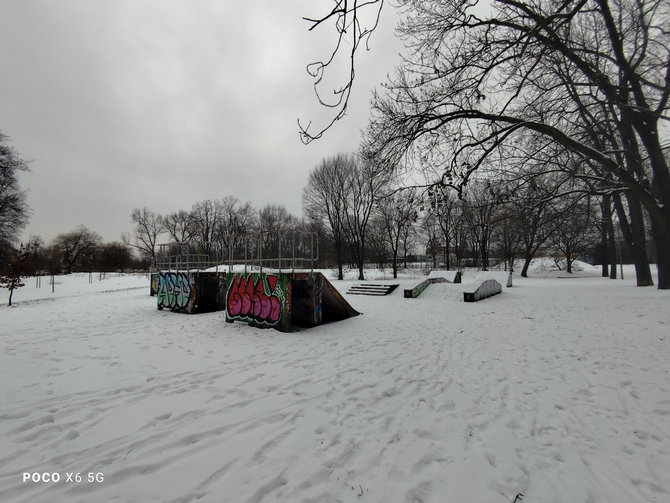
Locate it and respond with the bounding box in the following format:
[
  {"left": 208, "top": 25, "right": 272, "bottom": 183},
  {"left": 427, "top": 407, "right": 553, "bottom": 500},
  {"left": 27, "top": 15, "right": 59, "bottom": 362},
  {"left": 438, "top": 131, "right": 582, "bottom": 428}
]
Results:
[{"left": 1, "top": 263, "right": 669, "bottom": 503}]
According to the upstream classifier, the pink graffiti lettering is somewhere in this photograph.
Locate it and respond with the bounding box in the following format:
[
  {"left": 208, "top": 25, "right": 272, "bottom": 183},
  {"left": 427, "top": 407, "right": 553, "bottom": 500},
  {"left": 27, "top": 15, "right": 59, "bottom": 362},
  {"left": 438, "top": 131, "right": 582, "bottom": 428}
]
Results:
[{"left": 226, "top": 274, "right": 282, "bottom": 325}]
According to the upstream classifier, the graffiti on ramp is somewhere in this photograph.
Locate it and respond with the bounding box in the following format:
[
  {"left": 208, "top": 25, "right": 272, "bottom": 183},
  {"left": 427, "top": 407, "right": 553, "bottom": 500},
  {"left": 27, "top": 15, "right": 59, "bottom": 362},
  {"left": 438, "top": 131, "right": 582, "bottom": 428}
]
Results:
[{"left": 226, "top": 273, "right": 283, "bottom": 326}]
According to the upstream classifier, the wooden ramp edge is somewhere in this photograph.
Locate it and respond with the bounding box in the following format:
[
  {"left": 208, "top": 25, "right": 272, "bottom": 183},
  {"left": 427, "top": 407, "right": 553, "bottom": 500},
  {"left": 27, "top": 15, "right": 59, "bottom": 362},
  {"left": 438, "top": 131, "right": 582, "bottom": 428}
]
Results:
[{"left": 321, "top": 275, "right": 360, "bottom": 320}]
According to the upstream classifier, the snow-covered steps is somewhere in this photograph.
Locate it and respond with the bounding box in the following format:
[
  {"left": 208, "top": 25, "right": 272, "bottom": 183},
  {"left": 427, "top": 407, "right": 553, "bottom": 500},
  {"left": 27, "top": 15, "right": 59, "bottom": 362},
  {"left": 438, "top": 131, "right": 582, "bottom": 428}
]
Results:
[{"left": 347, "top": 284, "right": 399, "bottom": 296}]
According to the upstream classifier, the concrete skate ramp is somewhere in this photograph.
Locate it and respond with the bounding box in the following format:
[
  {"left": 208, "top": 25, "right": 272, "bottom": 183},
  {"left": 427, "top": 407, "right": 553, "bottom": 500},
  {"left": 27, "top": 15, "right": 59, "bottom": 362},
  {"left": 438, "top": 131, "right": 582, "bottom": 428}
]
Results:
[
  {"left": 157, "top": 270, "right": 359, "bottom": 332},
  {"left": 405, "top": 270, "right": 461, "bottom": 298},
  {"left": 473, "top": 271, "right": 513, "bottom": 287},
  {"left": 320, "top": 274, "right": 360, "bottom": 322},
  {"left": 464, "top": 279, "right": 502, "bottom": 302},
  {"left": 155, "top": 271, "right": 227, "bottom": 314},
  {"left": 427, "top": 270, "right": 460, "bottom": 283}
]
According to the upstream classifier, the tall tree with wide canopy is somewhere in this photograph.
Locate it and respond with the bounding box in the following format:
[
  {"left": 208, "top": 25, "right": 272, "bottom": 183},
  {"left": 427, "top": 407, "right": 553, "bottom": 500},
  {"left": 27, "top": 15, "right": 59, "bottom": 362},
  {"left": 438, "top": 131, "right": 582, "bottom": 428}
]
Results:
[
  {"left": 356, "top": 0, "right": 670, "bottom": 287},
  {"left": 376, "top": 187, "right": 418, "bottom": 278},
  {"left": 53, "top": 225, "right": 102, "bottom": 274},
  {"left": 124, "top": 207, "right": 164, "bottom": 266},
  {"left": 302, "top": 153, "right": 354, "bottom": 280}
]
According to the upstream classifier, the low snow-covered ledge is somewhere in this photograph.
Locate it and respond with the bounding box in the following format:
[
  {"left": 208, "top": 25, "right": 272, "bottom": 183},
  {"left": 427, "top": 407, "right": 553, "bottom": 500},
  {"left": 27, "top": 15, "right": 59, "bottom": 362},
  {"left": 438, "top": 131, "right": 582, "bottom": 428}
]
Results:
[{"left": 463, "top": 279, "right": 502, "bottom": 302}]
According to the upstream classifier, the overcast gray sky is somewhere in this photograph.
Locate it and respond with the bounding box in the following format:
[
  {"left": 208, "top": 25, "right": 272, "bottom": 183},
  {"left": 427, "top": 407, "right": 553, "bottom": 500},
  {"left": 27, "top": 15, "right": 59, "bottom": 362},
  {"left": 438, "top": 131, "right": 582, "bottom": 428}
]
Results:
[{"left": 1, "top": 0, "right": 403, "bottom": 244}]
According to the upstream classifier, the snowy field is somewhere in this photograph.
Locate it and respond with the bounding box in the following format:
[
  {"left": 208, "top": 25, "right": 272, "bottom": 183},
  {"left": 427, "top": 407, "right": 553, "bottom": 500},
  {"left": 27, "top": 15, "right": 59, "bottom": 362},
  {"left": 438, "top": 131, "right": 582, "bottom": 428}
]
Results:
[{"left": 1, "top": 263, "right": 669, "bottom": 503}]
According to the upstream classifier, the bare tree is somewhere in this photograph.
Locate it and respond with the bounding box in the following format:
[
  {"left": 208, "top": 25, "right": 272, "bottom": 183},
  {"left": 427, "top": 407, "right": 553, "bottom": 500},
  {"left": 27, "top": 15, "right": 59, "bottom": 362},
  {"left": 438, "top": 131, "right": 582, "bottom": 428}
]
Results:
[
  {"left": 214, "top": 196, "right": 257, "bottom": 260},
  {"left": 362, "top": 0, "right": 670, "bottom": 288},
  {"left": 492, "top": 210, "right": 522, "bottom": 273},
  {"left": 0, "top": 131, "right": 31, "bottom": 251},
  {"left": 124, "top": 207, "right": 164, "bottom": 266},
  {"left": 366, "top": 216, "right": 390, "bottom": 269},
  {"left": 190, "top": 200, "right": 222, "bottom": 253},
  {"left": 215, "top": 196, "right": 257, "bottom": 237},
  {"left": 0, "top": 239, "right": 39, "bottom": 306},
  {"left": 254, "top": 204, "right": 300, "bottom": 267},
  {"left": 376, "top": 187, "right": 418, "bottom": 278},
  {"left": 551, "top": 196, "right": 600, "bottom": 274},
  {"left": 257, "top": 203, "right": 300, "bottom": 232},
  {"left": 41, "top": 243, "right": 63, "bottom": 276},
  {"left": 342, "top": 155, "right": 386, "bottom": 280},
  {"left": 554, "top": 46, "right": 655, "bottom": 286},
  {"left": 420, "top": 211, "right": 441, "bottom": 269},
  {"left": 162, "top": 210, "right": 197, "bottom": 244},
  {"left": 97, "top": 242, "right": 133, "bottom": 273},
  {"left": 298, "top": 216, "right": 331, "bottom": 269},
  {"left": 302, "top": 153, "right": 353, "bottom": 279},
  {"left": 425, "top": 186, "right": 463, "bottom": 271},
  {"left": 52, "top": 225, "right": 102, "bottom": 274},
  {"left": 300, "top": 0, "right": 385, "bottom": 143},
  {"left": 460, "top": 180, "right": 506, "bottom": 271},
  {"left": 496, "top": 161, "right": 580, "bottom": 277}
]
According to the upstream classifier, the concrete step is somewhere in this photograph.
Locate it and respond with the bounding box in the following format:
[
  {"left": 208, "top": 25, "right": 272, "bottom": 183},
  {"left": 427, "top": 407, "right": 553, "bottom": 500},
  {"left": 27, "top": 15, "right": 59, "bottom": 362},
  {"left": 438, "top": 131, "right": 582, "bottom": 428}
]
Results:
[{"left": 347, "top": 284, "right": 399, "bottom": 296}]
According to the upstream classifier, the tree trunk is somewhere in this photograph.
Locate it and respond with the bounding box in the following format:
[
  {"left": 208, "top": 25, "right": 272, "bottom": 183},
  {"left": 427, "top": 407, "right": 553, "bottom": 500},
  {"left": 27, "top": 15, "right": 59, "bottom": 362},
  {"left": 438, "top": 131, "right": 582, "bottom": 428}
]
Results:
[
  {"left": 600, "top": 239, "right": 609, "bottom": 277},
  {"left": 521, "top": 250, "right": 533, "bottom": 278},
  {"left": 613, "top": 193, "right": 653, "bottom": 286},
  {"left": 480, "top": 237, "right": 489, "bottom": 271},
  {"left": 335, "top": 238, "right": 344, "bottom": 280},
  {"left": 650, "top": 218, "right": 670, "bottom": 290},
  {"left": 632, "top": 121, "right": 670, "bottom": 289},
  {"left": 605, "top": 203, "right": 617, "bottom": 279},
  {"left": 653, "top": 217, "right": 670, "bottom": 291},
  {"left": 600, "top": 197, "right": 610, "bottom": 277},
  {"left": 566, "top": 247, "right": 573, "bottom": 274},
  {"left": 358, "top": 239, "right": 365, "bottom": 281},
  {"left": 392, "top": 250, "right": 398, "bottom": 279}
]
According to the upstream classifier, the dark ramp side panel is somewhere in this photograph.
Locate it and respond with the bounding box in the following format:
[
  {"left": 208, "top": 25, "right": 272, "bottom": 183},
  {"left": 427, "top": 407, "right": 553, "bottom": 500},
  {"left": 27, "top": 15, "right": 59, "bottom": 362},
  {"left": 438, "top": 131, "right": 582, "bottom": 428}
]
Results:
[{"left": 320, "top": 274, "right": 360, "bottom": 322}]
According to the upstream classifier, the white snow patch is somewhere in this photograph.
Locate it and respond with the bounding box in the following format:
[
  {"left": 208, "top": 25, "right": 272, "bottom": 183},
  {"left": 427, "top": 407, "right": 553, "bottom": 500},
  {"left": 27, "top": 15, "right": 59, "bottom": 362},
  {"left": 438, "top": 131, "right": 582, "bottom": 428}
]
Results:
[{"left": 1, "top": 267, "right": 669, "bottom": 502}]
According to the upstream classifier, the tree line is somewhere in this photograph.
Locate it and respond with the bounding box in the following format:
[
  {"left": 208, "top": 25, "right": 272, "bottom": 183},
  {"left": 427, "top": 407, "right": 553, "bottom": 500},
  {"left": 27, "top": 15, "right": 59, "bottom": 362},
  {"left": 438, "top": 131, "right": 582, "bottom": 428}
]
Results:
[
  {"left": 302, "top": 151, "right": 640, "bottom": 282},
  {"left": 4, "top": 0, "right": 668, "bottom": 291},
  {"left": 131, "top": 150, "right": 638, "bottom": 284},
  {"left": 124, "top": 199, "right": 303, "bottom": 266},
  {"left": 0, "top": 131, "right": 648, "bottom": 304}
]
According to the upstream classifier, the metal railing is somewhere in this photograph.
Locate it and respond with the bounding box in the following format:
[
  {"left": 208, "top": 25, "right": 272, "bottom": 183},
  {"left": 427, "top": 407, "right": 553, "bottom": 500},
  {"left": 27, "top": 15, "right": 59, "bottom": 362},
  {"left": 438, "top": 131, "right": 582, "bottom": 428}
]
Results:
[{"left": 155, "top": 230, "right": 319, "bottom": 274}]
